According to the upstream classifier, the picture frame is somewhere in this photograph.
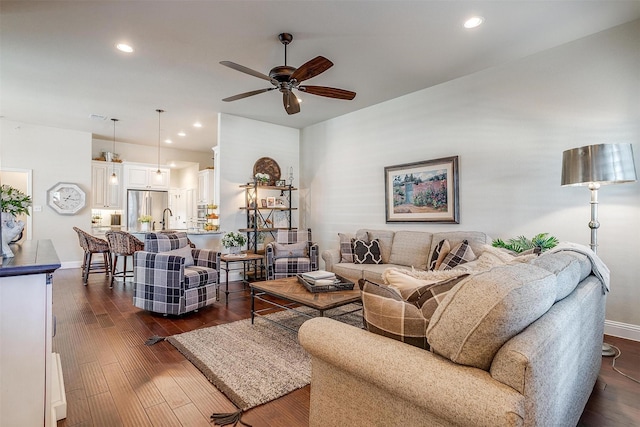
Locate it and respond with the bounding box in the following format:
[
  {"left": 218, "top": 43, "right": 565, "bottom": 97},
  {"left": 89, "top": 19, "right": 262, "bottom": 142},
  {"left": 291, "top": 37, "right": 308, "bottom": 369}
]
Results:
[
  {"left": 260, "top": 199, "right": 267, "bottom": 208},
  {"left": 275, "top": 179, "right": 287, "bottom": 187},
  {"left": 266, "top": 197, "right": 276, "bottom": 208},
  {"left": 275, "top": 198, "right": 286, "bottom": 207},
  {"left": 272, "top": 210, "right": 289, "bottom": 228},
  {"left": 384, "top": 156, "right": 459, "bottom": 223}
]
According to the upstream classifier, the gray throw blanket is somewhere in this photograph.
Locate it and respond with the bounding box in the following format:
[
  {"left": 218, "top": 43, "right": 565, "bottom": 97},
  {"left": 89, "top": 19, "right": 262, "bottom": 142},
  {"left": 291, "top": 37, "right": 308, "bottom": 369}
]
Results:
[{"left": 549, "top": 242, "right": 610, "bottom": 294}]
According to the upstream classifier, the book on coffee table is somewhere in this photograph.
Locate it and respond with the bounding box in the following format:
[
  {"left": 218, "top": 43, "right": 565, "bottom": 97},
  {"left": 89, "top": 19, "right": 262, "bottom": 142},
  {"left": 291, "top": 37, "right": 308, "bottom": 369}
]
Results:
[{"left": 301, "top": 270, "right": 336, "bottom": 283}]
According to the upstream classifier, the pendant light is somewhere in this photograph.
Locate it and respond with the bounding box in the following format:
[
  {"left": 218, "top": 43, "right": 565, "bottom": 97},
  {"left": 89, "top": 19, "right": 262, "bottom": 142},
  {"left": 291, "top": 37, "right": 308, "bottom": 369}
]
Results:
[
  {"left": 110, "top": 118, "right": 119, "bottom": 185},
  {"left": 156, "top": 109, "right": 164, "bottom": 180}
]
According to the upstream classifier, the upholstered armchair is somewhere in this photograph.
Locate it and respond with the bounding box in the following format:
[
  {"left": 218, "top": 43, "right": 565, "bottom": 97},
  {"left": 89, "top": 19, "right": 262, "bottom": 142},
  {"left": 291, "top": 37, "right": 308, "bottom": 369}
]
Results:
[
  {"left": 265, "top": 229, "right": 319, "bottom": 280},
  {"left": 133, "top": 232, "right": 221, "bottom": 315}
]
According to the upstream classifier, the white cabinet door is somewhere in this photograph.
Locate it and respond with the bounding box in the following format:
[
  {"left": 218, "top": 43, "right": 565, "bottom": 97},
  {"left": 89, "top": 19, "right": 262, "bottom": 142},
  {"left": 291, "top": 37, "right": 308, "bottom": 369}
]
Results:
[
  {"left": 91, "top": 162, "right": 122, "bottom": 208},
  {"left": 124, "top": 164, "right": 170, "bottom": 190},
  {"left": 197, "top": 169, "right": 215, "bottom": 204}
]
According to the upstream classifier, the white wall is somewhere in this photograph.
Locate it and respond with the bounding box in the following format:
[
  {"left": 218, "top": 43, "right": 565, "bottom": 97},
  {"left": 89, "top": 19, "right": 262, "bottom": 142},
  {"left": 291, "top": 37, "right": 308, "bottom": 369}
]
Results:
[
  {"left": 217, "top": 114, "right": 300, "bottom": 240},
  {"left": 301, "top": 21, "right": 640, "bottom": 336},
  {"left": 1, "top": 120, "right": 92, "bottom": 265}
]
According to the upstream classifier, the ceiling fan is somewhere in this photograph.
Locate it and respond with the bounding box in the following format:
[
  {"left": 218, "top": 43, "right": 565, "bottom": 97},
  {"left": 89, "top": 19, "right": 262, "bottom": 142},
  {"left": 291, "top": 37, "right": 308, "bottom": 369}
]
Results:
[{"left": 220, "top": 33, "right": 356, "bottom": 115}]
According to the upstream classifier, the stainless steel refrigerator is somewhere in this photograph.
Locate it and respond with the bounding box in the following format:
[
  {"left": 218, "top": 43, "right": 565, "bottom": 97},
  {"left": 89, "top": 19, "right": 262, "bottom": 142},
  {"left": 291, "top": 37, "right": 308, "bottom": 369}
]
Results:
[{"left": 127, "top": 190, "right": 169, "bottom": 231}]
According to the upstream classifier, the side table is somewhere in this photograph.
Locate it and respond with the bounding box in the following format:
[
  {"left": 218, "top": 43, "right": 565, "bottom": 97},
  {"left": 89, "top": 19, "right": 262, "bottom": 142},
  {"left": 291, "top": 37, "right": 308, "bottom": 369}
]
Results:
[{"left": 220, "top": 252, "right": 265, "bottom": 302}]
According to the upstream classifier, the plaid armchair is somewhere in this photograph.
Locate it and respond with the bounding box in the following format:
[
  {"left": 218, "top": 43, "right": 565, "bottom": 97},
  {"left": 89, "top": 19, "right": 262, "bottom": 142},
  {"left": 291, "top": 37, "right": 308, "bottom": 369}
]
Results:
[
  {"left": 133, "top": 232, "right": 221, "bottom": 315},
  {"left": 265, "top": 229, "right": 319, "bottom": 280}
]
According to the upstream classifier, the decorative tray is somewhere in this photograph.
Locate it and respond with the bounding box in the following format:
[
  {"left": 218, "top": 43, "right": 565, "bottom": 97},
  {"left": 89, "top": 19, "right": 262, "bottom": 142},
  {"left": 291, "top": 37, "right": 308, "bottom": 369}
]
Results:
[{"left": 296, "top": 274, "right": 355, "bottom": 293}]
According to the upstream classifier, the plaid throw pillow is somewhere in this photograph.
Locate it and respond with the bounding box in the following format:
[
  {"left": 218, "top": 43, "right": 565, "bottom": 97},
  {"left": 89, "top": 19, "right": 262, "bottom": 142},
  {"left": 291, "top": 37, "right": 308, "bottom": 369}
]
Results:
[
  {"left": 438, "top": 240, "right": 476, "bottom": 270},
  {"left": 361, "top": 280, "right": 429, "bottom": 350},
  {"left": 428, "top": 239, "right": 451, "bottom": 271},
  {"left": 353, "top": 239, "right": 382, "bottom": 264},
  {"left": 338, "top": 233, "right": 355, "bottom": 263}
]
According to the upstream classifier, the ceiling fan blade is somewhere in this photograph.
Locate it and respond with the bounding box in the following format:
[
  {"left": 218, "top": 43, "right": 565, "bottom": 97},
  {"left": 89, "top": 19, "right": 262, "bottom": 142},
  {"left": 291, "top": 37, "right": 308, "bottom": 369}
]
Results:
[
  {"left": 220, "top": 61, "right": 272, "bottom": 81},
  {"left": 290, "top": 56, "right": 333, "bottom": 83},
  {"left": 222, "top": 87, "right": 275, "bottom": 102},
  {"left": 283, "top": 91, "right": 300, "bottom": 115},
  {"left": 298, "top": 85, "right": 356, "bottom": 100}
]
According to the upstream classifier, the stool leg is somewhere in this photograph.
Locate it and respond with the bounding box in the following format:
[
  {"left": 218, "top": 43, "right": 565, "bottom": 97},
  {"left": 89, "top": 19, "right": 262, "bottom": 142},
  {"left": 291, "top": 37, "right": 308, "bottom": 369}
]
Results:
[
  {"left": 84, "top": 252, "right": 92, "bottom": 285},
  {"left": 110, "top": 254, "right": 118, "bottom": 288},
  {"left": 123, "top": 256, "right": 128, "bottom": 284}
]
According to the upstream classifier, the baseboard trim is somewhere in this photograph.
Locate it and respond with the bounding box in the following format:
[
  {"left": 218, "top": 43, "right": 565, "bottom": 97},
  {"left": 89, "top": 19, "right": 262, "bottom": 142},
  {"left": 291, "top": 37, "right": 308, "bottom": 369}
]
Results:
[
  {"left": 60, "top": 261, "right": 82, "bottom": 269},
  {"left": 604, "top": 319, "right": 640, "bottom": 342}
]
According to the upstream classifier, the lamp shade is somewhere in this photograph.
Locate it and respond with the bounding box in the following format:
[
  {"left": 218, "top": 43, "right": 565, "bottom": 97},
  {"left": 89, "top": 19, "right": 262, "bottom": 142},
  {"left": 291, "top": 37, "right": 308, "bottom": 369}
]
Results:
[{"left": 561, "top": 143, "right": 637, "bottom": 186}]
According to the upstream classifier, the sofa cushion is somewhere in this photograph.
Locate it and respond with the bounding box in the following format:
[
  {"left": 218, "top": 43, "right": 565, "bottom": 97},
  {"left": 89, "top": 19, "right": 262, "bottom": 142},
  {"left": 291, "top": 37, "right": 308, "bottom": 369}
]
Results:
[
  {"left": 353, "top": 239, "right": 382, "bottom": 264},
  {"left": 388, "top": 231, "right": 433, "bottom": 270},
  {"left": 428, "top": 239, "right": 450, "bottom": 270},
  {"left": 427, "top": 263, "right": 556, "bottom": 370},
  {"left": 438, "top": 240, "right": 476, "bottom": 270},
  {"left": 530, "top": 251, "right": 591, "bottom": 302},
  {"left": 361, "top": 280, "right": 430, "bottom": 350},
  {"left": 365, "top": 230, "right": 395, "bottom": 264}
]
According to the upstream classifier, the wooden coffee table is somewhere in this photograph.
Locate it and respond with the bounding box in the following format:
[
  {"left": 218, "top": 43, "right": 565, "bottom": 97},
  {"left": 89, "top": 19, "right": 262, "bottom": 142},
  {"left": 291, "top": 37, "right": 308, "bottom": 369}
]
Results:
[{"left": 250, "top": 276, "right": 362, "bottom": 330}]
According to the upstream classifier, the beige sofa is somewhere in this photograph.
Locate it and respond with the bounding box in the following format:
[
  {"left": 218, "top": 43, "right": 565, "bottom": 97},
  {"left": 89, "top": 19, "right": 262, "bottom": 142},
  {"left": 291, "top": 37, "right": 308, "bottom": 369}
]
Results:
[
  {"left": 300, "top": 248, "right": 606, "bottom": 426},
  {"left": 321, "top": 229, "right": 491, "bottom": 283}
]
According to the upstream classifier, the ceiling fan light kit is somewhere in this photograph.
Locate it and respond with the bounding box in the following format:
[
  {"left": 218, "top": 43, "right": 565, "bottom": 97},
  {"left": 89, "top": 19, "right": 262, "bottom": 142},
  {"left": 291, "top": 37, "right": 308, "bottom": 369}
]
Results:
[{"left": 221, "top": 33, "right": 356, "bottom": 115}]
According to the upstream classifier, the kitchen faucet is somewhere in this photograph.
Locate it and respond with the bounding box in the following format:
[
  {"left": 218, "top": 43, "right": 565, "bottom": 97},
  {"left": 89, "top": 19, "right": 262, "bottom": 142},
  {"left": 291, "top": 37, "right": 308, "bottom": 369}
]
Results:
[{"left": 161, "top": 208, "right": 173, "bottom": 231}]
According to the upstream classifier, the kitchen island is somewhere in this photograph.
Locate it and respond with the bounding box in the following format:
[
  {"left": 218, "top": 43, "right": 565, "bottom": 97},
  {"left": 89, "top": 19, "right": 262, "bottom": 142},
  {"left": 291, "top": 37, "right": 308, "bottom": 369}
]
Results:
[
  {"left": 91, "top": 227, "right": 223, "bottom": 250},
  {"left": 0, "top": 240, "right": 65, "bottom": 426}
]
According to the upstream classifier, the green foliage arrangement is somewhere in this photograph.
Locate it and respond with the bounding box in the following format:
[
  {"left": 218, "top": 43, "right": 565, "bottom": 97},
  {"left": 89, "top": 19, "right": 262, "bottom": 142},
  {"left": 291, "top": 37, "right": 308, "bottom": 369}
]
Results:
[
  {"left": 0, "top": 185, "right": 32, "bottom": 216},
  {"left": 492, "top": 233, "right": 559, "bottom": 253},
  {"left": 138, "top": 215, "right": 153, "bottom": 223},
  {"left": 222, "top": 231, "right": 247, "bottom": 248}
]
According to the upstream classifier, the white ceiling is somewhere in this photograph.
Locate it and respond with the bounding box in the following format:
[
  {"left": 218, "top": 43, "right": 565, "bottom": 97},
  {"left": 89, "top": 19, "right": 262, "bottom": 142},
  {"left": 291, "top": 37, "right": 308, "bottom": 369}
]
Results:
[{"left": 2, "top": 1, "right": 640, "bottom": 153}]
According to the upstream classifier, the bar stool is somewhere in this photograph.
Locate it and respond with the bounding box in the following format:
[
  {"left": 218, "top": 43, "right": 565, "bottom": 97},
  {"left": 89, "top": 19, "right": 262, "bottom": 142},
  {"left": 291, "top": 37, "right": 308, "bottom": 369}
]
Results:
[
  {"left": 73, "top": 227, "right": 111, "bottom": 285},
  {"left": 105, "top": 231, "right": 144, "bottom": 288}
]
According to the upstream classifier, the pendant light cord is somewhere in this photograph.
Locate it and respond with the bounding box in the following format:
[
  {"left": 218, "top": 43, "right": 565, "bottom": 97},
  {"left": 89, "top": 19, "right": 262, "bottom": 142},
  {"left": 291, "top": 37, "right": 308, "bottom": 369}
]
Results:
[{"left": 156, "top": 109, "right": 164, "bottom": 173}]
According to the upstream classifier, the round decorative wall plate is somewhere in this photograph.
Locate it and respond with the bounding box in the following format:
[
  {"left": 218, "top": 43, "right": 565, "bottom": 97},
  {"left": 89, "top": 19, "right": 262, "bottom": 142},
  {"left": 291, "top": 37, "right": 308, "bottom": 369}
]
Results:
[
  {"left": 253, "top": 157, "right": 281, "bottom": 184},
  {"left": 47, "top": 182, "right": 86, "bottom": 215}
]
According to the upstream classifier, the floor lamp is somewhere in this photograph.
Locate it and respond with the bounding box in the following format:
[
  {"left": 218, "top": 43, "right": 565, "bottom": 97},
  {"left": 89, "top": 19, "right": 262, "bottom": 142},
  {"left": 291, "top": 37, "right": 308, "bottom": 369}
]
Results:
[{"left": 561, "top": 143, "right": 637, "bottom": 356}]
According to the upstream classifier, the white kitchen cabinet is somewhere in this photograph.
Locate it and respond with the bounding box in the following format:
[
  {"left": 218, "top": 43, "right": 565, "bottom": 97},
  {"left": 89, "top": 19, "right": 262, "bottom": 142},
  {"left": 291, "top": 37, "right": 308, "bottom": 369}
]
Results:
[
  {"left": 197, "top": 169, "right": 215, "bottom": 204},
  {"left": 91, "top": 161, "right": 122, "bottom": 208},
  {"left": 0, "top": 240, "right": 63, "bottom": 426},
  {"left": 123, "top": 163, "right": 170, "bottom": 190}
]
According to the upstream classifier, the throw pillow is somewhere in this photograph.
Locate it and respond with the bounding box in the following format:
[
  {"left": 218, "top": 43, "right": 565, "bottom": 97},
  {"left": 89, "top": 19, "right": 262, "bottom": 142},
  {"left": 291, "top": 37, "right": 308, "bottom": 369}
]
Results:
[
  {"left": 428, "top": 239, "right": 451, "bottom": 270},
  {"left": 161, "top": 245, "right": 194, "bottom": 267},
  {"left": 361, "top": 280, "right": 429, "bottom": 350},
  {"left": 353, "top": 239, "right": 382, "bottom": 264},
  {"left": 338, "top": 232, "right": 355, "bottom": 263},
  {"left": 438, "top": 240, "right": 476, "bottom": 270},
  {"left": 273, "top": 241, "right": 308, "bottom": 258}
]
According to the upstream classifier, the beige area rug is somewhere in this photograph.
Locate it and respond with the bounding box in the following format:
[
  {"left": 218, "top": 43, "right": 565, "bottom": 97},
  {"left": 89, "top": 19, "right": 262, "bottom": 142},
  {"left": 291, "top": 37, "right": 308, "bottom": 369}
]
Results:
[{"left": 166, "top": 304, "right": 363, "bottom": 411}]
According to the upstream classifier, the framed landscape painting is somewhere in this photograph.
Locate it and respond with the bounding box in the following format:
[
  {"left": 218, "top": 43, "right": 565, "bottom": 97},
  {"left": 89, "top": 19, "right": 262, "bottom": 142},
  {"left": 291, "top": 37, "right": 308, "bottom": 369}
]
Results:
[{"left": 384, "top": 156, "right": 459, "bottom": 223}]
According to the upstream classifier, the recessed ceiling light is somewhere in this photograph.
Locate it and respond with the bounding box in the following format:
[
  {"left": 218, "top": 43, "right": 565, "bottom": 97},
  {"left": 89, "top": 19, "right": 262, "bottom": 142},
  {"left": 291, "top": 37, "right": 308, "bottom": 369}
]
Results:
[
  {"left": 164, "top": 139, "right": 172, "bottom": 144},
  {"left": 193, "top": 122, "right": 202, "bottom": 128},
  {"left": 116, "top": 43, "right": 134, "bottom": 53},
  {"left": 178, "top": 131, "right": 186, "bottom": 137},
  {"left": 464, "top": 16, "right": 484, "bottom": 29}
]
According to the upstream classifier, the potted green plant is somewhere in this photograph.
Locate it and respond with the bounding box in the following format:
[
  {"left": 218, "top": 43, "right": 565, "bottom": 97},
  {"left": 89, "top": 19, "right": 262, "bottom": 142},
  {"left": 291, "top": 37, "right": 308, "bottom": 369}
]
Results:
[
  {"left": 138, "top": 215, "right": 153, "bottom": 232},
  {"left": 492, "top": 233, "right": 559, "bottom": 254},
  {"left": 255, "top": 173, "right": 270, "bottom": 185},
  {"left": 222, "top": 231, "right": 247, "bottom": 254},
  {"left": 1, "top": 185, "right": 31, "bottom": 257}
]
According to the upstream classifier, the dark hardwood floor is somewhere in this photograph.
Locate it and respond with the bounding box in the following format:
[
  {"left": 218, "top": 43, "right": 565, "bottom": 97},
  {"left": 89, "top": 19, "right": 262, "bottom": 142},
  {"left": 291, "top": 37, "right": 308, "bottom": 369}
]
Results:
[{"left": 52, "top": 268, "right": 640, "bottom": 426}]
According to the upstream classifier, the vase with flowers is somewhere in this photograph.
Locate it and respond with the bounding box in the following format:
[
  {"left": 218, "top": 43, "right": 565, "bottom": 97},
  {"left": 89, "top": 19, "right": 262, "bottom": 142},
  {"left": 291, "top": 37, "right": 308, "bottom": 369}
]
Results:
[
  {"left": 222, "top": 231, "right": 247, "bottom": 255},
  {"left": 138, "top": 215, "right": 152, "bottom": 232},
  {"left": 1, "top": 184, "right": 32, "bottom": 257}
]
